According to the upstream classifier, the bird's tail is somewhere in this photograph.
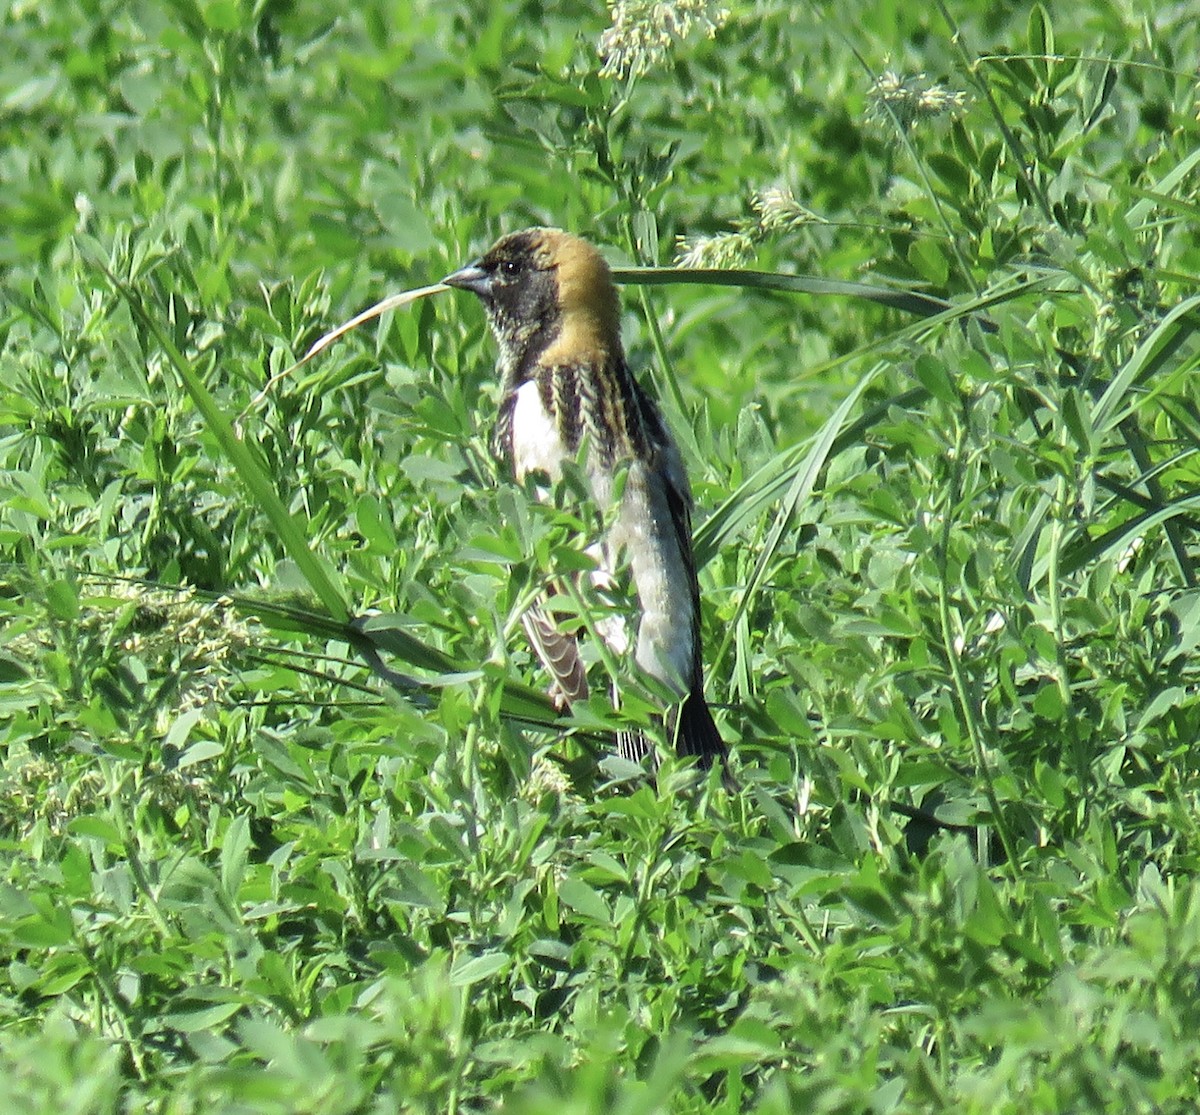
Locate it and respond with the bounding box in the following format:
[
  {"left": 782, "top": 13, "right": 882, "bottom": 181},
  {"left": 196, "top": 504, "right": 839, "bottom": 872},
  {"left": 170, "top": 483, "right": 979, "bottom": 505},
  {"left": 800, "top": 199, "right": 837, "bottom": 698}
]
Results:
[
  {"left": 616, "top": 686, "right": 728, "bottom": 775},
  {"left": 672, "top": 687, "right": 727, "bottom": 769}
]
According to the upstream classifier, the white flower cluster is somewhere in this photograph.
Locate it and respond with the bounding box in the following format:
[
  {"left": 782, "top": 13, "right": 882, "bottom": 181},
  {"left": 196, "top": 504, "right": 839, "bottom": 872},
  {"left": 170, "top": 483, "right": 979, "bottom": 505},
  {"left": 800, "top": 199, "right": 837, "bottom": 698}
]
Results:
[
  {"left": 599, "top": 0, "right": 730, "bottom": 80},
  {"left": 675, "top": 186, "right": 825, "bottom": 268},
  {"left": 867, "top": 69, "right": 968, "bottom": 131}
]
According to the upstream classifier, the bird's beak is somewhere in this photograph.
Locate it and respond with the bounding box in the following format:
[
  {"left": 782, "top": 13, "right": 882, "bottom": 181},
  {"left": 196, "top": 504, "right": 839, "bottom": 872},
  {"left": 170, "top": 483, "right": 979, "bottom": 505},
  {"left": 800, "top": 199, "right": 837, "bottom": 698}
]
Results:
[{"left": 442, "top": 261, "right": 491, "bottom": 297}]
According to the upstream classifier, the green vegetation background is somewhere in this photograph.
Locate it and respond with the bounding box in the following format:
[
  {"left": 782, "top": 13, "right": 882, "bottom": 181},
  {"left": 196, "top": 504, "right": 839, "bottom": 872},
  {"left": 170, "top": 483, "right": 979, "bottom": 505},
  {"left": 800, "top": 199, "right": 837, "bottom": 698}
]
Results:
[{"left": 3, "top": 0, "right": 1200, "bottom": 1110}]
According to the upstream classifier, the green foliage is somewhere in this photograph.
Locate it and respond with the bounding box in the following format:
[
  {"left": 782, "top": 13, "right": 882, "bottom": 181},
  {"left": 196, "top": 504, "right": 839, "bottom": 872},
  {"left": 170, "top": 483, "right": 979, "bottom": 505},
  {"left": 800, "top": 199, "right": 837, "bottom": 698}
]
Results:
[{"left": 3, "top": 0, "right": 1200, "bottom": 1109}]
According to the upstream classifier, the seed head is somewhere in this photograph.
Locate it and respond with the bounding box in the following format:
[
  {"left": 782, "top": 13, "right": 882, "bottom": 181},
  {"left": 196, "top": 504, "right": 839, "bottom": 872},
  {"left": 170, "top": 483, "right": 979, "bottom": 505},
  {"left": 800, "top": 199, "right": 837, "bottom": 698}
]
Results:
[
  {"left": 599, "top": 0, "right": 730, "bottom": 80},
  {"left": 866, "top": 69, "right": 967, "bottom": 132}
]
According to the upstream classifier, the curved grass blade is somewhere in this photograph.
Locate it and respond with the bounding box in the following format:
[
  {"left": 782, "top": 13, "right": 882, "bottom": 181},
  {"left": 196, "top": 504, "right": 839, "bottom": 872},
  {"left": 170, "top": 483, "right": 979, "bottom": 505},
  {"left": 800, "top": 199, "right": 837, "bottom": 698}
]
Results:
[
  {"left": 622, "top": 269, "right": 1054, "bottom": 405},
  {"left": 237, "top": 283, "right": 451, "bottom": 426},
  {"left": 1057, "top": 492, "right": 1200, "bottom": 578},
  {"left": 156, "top": 582, "right": 561, "bottom": 727},
  {"left": 613, "top": 266, "right": 954, "bottom": 318},
  {"left": 354, "top": 613, "right": 556, "bottom": 726},
  {"left": 710, "top": 367, "right": 884, "bottom": 676},
  {"left": 694, "top": 385, "right": 930, "bottom": 567},
  {"left": 231, "top": 590, "right": 558, "bottom": 723},
  {"left": 302, "top": 284, "right": 450, "bottom": 363},
  {"left": 1125, "top": 145, "right": 1200, "bottom": 227},
  {"left": 1092, "top": 294, "right": 1200, "bottom": 435},
  {"left": 694, "top": 441, "right": 809, "bottom": 570}
]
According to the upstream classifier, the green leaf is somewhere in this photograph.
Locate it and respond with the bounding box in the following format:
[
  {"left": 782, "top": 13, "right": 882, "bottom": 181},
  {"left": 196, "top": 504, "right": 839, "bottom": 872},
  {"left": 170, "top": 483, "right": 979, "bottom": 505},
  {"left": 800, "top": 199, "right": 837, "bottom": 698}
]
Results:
[
  {"left": 220, "top": 813, "right": 251, "bottom": 897},
  {"left": 67, "top": 816, "right": 122, "bottom": 844},
  {"left": 450, "top": 950, "right": 510, "bottom": 987},
  {"left": 178, "top": 738, "right": 225, "bottom": 769},
  {"left": 557, "top": 876, "right": 611, "bottom": 924},
  {"left": 45, "top": 578, "right": 80, "bottom": 621},
  {"left": 165, "top": 1001, "right": 245, "bottom": 1033},
  {"left": 1027, "top": 5, "right": 1055, "bottom": 83},
  {"left": 165, "top": 708, "right": 208, "bottom": 752},
  {"left": 913, "top": 354, "right": 959, "bottom": 406}
]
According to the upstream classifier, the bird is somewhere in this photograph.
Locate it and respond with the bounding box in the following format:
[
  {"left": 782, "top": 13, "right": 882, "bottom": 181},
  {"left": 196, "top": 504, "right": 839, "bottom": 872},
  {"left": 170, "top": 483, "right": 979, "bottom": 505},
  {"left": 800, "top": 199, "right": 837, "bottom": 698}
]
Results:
[{"left": 443, "top": 227, "right": 727, "bottom": 772}]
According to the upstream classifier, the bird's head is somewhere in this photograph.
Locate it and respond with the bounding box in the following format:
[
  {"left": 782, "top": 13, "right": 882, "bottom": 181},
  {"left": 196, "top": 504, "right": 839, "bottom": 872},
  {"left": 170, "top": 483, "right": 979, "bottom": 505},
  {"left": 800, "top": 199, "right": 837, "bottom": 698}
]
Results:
[{"left": 444, "top": 227, "right": 622, "bottom": 369}]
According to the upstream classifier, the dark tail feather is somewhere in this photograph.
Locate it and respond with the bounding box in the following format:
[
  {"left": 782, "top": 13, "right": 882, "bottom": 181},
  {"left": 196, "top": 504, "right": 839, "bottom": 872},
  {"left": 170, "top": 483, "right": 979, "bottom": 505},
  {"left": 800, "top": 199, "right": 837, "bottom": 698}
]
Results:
[
  {"left": 615, "top": 688, "right": 729, "bottom": 777},
  {"left": 672, "top": 687, "right": 727, "bottom": 769}
]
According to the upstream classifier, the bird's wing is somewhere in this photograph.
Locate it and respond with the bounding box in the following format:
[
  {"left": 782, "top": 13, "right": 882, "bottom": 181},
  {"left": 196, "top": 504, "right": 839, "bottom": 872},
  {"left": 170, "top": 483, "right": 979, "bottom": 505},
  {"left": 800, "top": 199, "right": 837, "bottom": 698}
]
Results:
[
  {"left": 656, "top": 443, "right": 729, "bottom": 766},
  {"left": 522, "top": 604, "right": 589, "bottom": 707},
  {"left": 657, "top": 441, "right": 705, "bottom": 676}
]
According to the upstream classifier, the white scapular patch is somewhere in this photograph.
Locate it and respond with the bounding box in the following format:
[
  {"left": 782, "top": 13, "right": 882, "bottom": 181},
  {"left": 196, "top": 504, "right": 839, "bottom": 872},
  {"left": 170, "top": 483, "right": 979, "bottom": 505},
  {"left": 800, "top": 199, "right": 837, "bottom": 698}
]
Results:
[{"left": 510, "top": 380, "right": 567, "bottom": 482}]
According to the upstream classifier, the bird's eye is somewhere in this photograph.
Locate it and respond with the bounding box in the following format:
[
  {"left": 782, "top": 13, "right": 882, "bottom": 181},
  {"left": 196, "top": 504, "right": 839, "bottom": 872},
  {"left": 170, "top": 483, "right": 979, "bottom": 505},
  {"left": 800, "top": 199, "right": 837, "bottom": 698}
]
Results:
[{"left": 498, "top": 259, "right": 520, "bottom": 278}]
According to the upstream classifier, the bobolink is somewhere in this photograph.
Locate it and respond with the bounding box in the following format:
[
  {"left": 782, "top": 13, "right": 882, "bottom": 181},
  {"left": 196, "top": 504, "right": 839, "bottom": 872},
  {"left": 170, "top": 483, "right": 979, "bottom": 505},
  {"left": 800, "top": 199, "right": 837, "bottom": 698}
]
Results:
[{"left": 444, "top": 228, "right": 726, "bottom": 771}]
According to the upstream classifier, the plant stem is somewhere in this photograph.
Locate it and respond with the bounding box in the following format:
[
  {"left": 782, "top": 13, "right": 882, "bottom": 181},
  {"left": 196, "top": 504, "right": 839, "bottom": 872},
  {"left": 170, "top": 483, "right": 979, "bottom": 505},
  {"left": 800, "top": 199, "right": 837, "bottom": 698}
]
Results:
[{"left": 937, "top": 408, "right": 1021, "bottom": 871}]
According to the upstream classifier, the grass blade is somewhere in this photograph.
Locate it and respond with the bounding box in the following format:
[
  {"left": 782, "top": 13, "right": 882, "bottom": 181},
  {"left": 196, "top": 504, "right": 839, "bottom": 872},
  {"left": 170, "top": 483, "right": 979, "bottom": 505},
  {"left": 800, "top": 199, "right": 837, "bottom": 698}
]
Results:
[
  {"left": 709, "top": 368, "right": 884, "bottom": 678},
  {"left": 613, "top": 266, "right": 954, "bottom": 318},
  {"left": 1093, "top": 295, "right": 1200, "bottom": 434}
]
